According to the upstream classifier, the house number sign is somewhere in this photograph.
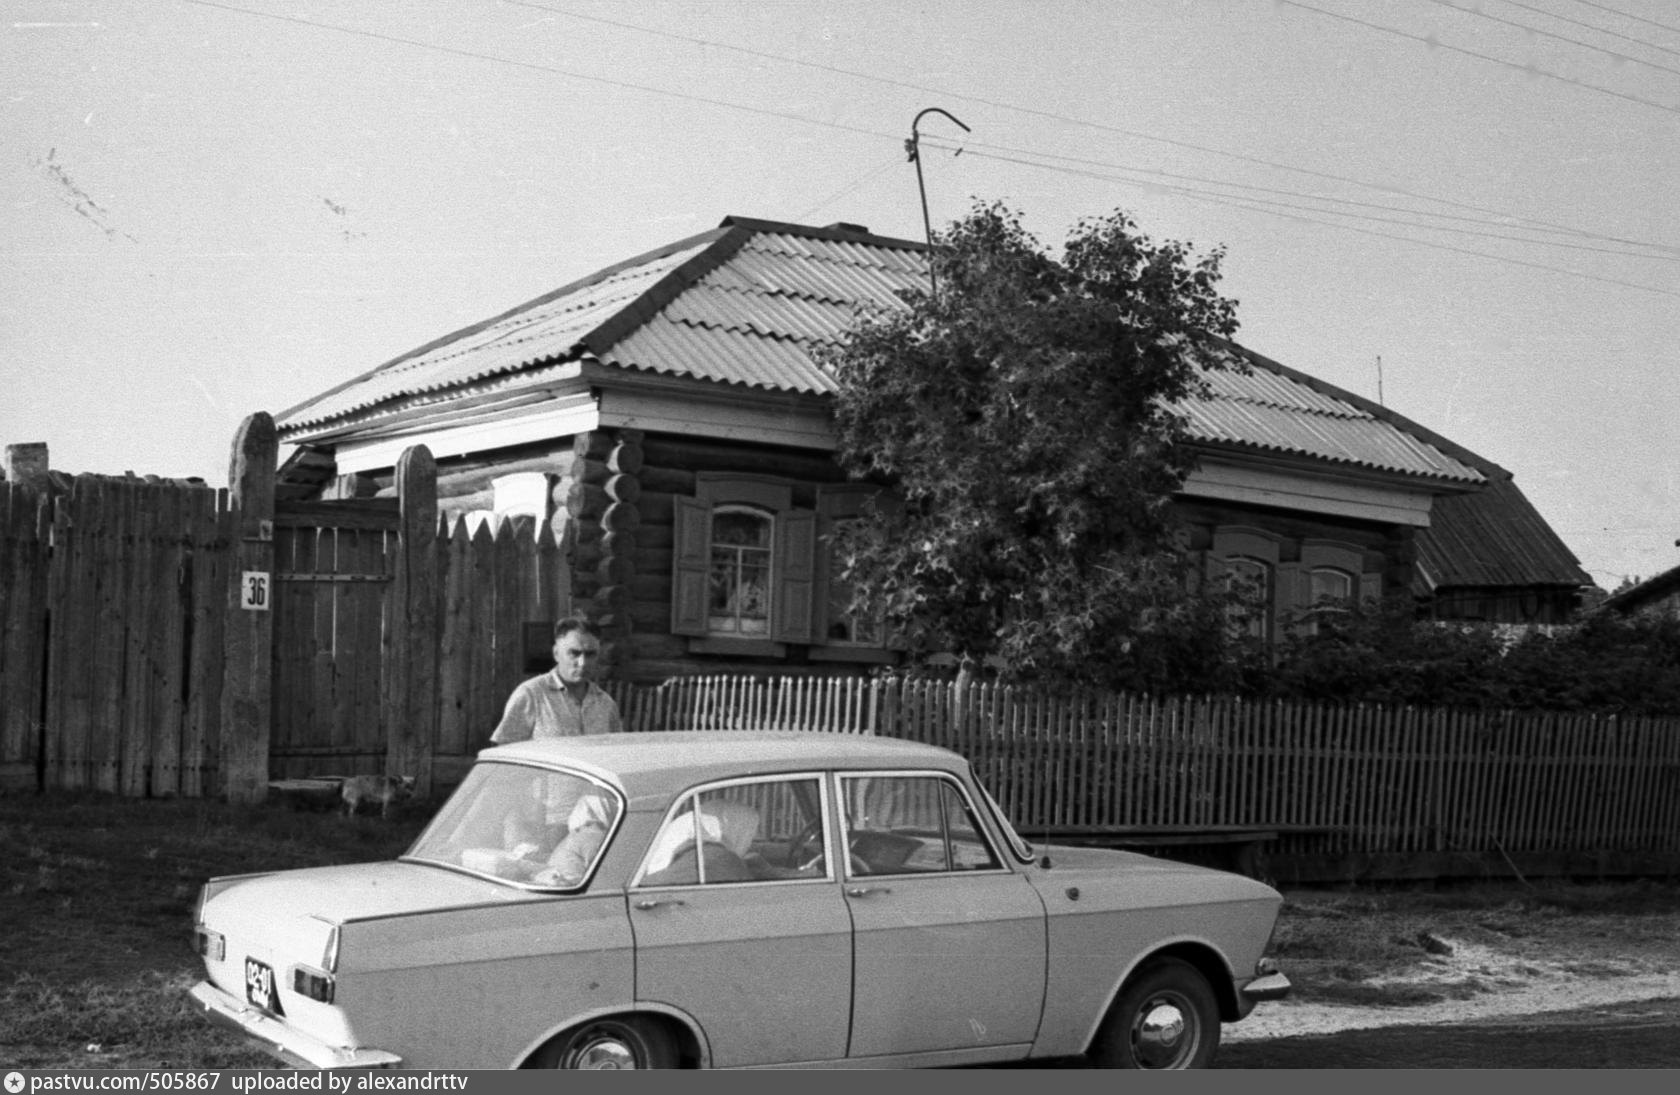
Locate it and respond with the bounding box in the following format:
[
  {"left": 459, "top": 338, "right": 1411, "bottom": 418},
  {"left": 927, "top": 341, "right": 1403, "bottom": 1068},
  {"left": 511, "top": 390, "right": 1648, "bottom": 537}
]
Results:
[{"left": 241, "top": 571, "right": 271, "bottom": 611}]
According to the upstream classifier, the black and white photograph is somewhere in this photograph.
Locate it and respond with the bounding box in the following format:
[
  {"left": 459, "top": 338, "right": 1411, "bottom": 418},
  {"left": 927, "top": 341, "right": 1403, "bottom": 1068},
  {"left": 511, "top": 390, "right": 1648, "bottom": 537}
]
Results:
[{"left": 3, "top": 0, "right": 1679, "bottom": 1072}]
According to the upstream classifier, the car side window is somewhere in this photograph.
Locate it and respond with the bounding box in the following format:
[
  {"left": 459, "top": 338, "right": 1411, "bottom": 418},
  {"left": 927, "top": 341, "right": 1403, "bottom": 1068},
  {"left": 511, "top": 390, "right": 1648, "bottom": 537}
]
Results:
[
  {"left": 637, "top": 776, "right": 830, "bottom": 886},
  {"left": 840, "top": 774, "right": 1001, "bottom": 875}
]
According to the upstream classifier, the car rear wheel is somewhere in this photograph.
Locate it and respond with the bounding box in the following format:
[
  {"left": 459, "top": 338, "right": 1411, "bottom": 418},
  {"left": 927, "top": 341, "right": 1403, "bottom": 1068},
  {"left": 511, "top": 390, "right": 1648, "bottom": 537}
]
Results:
[
  {"left": 1091, "top": 957, "right": 1221, "bottom": 1069},
  {"left": 536, "top": 1017, "right": 678, "bottom": 1070}
]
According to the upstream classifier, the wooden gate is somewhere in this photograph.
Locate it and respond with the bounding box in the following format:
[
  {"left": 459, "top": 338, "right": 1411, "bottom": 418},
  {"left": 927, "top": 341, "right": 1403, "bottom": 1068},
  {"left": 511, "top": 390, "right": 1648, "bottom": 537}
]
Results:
[{"left": 268, "top": 498, "right": 399, "bottom": 779}]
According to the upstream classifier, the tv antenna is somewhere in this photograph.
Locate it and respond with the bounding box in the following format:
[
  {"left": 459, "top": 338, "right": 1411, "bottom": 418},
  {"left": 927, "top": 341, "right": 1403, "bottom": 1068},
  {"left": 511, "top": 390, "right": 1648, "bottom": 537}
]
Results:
[{"left": 906, "top": 107, "right": 970, "bottom": 296}]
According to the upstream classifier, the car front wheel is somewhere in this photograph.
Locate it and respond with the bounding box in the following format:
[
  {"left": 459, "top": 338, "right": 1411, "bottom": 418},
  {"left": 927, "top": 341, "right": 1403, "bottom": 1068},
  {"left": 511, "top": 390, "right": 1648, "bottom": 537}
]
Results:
[
  {"left": 536, "top": 1017, "right": 678, "bottom": 1070},
  {"left": 1091, "top": 957, "right": 1221, "bottom": 1069}
]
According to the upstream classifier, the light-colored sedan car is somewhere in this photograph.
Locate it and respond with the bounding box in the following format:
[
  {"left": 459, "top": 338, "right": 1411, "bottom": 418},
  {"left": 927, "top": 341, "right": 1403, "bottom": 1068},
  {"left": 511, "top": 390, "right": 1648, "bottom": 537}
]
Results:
[{"left": 190, "top": 731, "right": 1288, "bottom": 1069}]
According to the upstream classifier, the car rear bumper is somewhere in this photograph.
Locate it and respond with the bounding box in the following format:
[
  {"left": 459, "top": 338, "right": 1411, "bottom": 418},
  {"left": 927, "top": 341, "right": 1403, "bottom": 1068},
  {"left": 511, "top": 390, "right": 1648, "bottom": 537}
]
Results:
[{"left": 189, "top": 981, "right": 402, "bottom": 1070}]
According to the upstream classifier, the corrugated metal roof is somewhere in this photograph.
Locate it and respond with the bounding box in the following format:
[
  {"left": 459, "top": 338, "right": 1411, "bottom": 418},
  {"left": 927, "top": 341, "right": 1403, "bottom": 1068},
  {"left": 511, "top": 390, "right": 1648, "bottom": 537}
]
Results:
[
  {"left": 276, "top": 217, "right": 1478, "bottom": 492},
  {"left": 1182, "top": 379, "right": 1482, "bottom": 483},
  {"left": 279, "top": 239, "right": 714, "bottom": 429},
  {"left": 273, "top": 215, "right": 1593, "bottom": 591}
]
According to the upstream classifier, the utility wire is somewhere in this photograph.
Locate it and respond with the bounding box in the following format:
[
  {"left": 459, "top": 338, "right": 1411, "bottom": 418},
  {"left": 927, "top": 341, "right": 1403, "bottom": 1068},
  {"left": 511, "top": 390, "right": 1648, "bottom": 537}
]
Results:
[
  {"left": 1422, "top": 0, "right": 1680, "bottom": 73},
  {"left": 792, "top": 156, "right": 903, "bottom": 223},
  {"left": 1279, "top": 0, "right": 1680, "bottom": 116},
  {"left": 943, "top": 137, "right": 1677, "bottom": 259},
  {"left": 1493, "top": 0, "right": 1680, "bottom": 61},
  {"left": 1568, "top": 0, "right": 1680, "bottom": 39},
  {"left": 504, "top": 0, "right": 1628, "bottom": 243},
  {"left": 179, "top": 0, "right": 907, "bottom": 146},
  {"left": 932, "top": 141, "right": 1680, "bottom": 298},
  {"left": 181, "top": 0, "right": 1678, "bottom": 289}
]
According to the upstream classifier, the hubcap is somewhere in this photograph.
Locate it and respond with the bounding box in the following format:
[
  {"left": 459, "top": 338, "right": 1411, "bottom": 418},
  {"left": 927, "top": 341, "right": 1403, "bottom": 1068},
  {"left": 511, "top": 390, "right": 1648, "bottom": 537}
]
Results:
[
  {"left": 1132, "top": 997, "right": 1193, "bottom": 1068},
  {"left": 570, "top": 1036, "right": 638, "bottom": 1069}
]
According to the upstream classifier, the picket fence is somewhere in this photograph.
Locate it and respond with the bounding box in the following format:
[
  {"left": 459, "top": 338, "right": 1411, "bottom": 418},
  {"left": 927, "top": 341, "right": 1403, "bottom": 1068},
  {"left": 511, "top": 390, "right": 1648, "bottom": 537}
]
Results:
[{"left": 607, "top": 674, "right": 1680, "bottom": 879}]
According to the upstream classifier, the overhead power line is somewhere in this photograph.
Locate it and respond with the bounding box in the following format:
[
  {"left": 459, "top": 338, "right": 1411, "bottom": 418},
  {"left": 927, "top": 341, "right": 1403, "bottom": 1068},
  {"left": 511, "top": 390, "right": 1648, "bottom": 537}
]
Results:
[
  {"left": 180, "top": 0, "right": 1679, "bottom": 296},
  {"left": 1568, "top": 0, "right": 1680, "bottom": 39},
  {"left": 1279, "top": 0, "right": 1680, "bottom": 117},
  {"left": 504, "top": 0, "right": 1625, "bottom": 242},
  {"left": 929, "top": 141, "right": 1680, "bottom": 299},
  {"left": 1494, "top": 0, "right": 1680, "bottom": 62},
  {"left": 1422, "top": 0, "right": 1680, "bottom": 74}
]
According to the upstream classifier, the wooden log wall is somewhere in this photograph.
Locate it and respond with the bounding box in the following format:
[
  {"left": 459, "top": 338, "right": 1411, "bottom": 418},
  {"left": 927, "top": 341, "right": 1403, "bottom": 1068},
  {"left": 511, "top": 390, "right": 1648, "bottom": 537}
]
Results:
[{"left": 623, "top": 433, "right": 850, "bottom": 681}]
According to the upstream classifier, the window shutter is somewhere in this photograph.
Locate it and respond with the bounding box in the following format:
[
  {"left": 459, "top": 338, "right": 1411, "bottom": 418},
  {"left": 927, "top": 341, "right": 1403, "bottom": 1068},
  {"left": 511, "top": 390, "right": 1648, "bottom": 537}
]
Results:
[
  {"left": 773, "top": 509, "right": 817, "bottom": 644},
  {"left": 1359, "top": 571, "right": 1383, "bottom": 605},
  {"left": 1275, "top": 562, "right": 1306, "bottom": 633},
  {"left": 671, "top": 496, "right": 710, "bottom": 636}
]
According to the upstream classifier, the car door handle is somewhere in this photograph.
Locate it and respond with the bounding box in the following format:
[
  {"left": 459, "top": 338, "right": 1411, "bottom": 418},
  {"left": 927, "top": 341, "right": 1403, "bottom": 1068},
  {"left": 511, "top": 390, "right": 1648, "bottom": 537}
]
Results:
[
  {"left": 633, "top": 898, "right": 686, "bottom": 910},
  {"left": 846, "top": 886, "right": 890, "bottom": 898}
]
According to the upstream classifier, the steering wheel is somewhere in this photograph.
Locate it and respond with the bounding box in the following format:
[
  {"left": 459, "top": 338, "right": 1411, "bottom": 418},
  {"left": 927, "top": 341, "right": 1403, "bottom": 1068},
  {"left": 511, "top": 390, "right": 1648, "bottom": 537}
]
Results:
[{"left": 788, "top": 819, "right": 870, "bottom": 875}]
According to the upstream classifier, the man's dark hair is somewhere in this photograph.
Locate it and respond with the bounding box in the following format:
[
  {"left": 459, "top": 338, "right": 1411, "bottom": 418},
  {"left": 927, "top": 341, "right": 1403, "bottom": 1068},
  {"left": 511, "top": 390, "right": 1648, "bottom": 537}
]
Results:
[{"left": 553, "top": 616, "right": 601, "bottom": 642}]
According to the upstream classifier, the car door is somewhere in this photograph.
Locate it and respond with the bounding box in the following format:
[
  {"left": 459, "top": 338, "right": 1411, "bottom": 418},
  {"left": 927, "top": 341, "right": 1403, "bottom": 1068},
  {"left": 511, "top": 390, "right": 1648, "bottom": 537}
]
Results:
[
  {"left": 628, "top": 774, "right": 853, "bottom": 1067},
  {"left": 840, "top": 771, "right": 1048, "bottom": 1060}
]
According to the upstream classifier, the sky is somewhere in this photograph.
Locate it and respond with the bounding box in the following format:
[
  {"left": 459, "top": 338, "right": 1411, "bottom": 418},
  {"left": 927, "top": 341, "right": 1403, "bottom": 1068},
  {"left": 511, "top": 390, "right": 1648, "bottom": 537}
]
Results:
[{"left": 3, "top": 0, "right": 1676, "bottom": 593}]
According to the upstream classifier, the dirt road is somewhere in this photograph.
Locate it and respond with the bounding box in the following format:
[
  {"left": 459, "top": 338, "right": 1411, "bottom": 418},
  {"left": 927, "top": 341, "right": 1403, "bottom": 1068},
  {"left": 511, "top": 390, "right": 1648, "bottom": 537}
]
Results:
[{"left": 1219, "top": 996, "right": 1680, "bottom": 1068}]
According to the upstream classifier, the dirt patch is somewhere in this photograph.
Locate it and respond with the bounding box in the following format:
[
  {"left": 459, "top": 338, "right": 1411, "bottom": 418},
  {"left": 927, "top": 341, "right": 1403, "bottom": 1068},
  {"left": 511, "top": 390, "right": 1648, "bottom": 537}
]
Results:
[{"left": 1228, "top": 883, "right": 1680, "bottom": 1043}]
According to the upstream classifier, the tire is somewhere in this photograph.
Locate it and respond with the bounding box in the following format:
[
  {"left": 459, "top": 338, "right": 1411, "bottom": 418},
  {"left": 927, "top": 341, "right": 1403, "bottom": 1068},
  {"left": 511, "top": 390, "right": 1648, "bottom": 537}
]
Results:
[
  {"left": 1090, "top": 957, "right": 1221, "bottom": 1069},
  {"left": 535, "top": 1016, "right": 679, "bottom": 1070}
]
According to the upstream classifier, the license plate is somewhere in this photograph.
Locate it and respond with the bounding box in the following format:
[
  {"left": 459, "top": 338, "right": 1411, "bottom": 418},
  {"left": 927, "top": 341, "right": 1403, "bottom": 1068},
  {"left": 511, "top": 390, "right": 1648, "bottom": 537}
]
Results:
[{"left": 245, "top": 957, "right": 285, "bottom": 1016}]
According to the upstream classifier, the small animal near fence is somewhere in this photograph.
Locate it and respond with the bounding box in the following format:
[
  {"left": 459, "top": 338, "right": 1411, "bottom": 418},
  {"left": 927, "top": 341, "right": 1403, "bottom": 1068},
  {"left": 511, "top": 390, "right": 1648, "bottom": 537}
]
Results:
[{"left": 607, "top": 675, "right": 1680, "bottom": 883}]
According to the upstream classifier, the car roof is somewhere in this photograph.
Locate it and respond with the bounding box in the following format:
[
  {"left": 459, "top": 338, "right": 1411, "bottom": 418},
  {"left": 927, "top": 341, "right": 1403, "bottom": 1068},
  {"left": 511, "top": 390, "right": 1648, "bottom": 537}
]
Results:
[{"left": 480, "top": 731, "right": 968, "bottom": 805}]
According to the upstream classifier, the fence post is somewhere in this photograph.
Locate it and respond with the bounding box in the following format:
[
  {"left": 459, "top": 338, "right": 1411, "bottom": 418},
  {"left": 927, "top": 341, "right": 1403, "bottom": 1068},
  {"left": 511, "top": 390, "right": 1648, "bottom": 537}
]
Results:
[
  {"left": 220, "top": 413, "right": 276, "bottom": 803},
  {"left": 389, "top": 446, "right": 439, "bottom": 794}
]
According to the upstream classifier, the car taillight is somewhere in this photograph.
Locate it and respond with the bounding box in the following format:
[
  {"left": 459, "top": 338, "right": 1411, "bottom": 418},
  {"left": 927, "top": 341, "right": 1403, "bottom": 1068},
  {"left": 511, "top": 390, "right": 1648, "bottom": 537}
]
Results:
[
  {"left": 193, "top": 926, "right": 225, "bottom": 962},
  {"left": 291, "top": 966, "right": 335, "bottom": 1003}
]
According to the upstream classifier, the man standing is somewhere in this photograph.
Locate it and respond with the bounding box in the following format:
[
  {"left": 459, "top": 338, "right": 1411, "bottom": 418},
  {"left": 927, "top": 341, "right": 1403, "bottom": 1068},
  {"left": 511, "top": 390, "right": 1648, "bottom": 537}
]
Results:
[{"left": 490, "top": 617, "right": 624, "bottom": 744}]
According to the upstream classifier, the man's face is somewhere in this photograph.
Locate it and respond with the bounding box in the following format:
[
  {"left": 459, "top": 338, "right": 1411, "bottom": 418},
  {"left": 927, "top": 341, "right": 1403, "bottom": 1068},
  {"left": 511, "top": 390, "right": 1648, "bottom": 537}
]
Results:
[{"left": 553, "top": 630, "right": 601, "bottom": 686}]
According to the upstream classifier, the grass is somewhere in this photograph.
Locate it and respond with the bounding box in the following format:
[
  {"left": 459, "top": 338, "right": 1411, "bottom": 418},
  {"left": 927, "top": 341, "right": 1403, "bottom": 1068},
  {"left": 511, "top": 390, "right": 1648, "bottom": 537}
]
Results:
[{"left": 0, "top": 791, "right": 428, "bottom": 1069}]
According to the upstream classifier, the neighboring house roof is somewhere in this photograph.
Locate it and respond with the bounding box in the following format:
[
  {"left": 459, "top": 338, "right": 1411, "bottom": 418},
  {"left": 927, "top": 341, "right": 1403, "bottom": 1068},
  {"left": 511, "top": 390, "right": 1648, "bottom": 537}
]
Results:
[
  {"left": 276, "top": 214, "right": 1589, "bottom": 593},
  {"left": 1603, "top": 565, "right": 1680, "bottom": 614}
]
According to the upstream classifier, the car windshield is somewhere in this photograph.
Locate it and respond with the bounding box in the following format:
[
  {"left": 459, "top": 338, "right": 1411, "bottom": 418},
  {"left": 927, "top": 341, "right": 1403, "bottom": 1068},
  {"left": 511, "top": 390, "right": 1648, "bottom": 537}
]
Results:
[{"left": 404, "top": 761, "right": 623, "bottom": 890}]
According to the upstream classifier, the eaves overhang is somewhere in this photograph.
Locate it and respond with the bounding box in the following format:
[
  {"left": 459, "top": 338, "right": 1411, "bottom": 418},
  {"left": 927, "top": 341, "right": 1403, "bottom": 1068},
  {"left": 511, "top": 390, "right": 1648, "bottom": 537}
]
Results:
[
  {"left": 1186, "top": 439, "right": 1485, "bottom": 495},
  {"left": 279, "top": 359, "right": 587, "bottom": 447}
]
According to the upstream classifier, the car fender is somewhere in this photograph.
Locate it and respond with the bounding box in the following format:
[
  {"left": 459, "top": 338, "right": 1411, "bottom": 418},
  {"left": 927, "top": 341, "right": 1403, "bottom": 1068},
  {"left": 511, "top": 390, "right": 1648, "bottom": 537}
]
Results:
[{"left": 511, "top": 1000, "right": 713, "bottom": 1069}]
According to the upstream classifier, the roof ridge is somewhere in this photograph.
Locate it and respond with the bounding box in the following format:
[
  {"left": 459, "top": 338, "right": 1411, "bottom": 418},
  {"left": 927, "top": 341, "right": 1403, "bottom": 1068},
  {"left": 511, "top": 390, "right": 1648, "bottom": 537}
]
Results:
[{"left": 718, "top": 214, "right": 927, "bottom": 251}]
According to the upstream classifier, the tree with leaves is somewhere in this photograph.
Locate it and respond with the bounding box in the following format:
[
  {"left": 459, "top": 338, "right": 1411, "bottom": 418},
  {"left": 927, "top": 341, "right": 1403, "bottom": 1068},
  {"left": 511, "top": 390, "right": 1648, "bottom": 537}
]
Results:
[{"left": 824, "top": 201, "right": 1251, "bottom": 690}]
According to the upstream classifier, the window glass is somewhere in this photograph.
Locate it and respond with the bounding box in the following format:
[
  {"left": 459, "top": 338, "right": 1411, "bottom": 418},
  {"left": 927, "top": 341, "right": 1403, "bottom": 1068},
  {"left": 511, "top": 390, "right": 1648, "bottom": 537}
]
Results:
[
  {"left": 1310, "top": 567, "right": 1354, "bottom": 607},
  {"left": 708, "top": 507, "right": 773, "bottom": 636},
  {"left": 840, "top": 774, "right": 1001, "bottom": 875},
  {"left": 639, "top": 777, "right": 828, "bottom": 886},
  {"left": 405, "top": 762, "right": 621, "bottom": 890}
]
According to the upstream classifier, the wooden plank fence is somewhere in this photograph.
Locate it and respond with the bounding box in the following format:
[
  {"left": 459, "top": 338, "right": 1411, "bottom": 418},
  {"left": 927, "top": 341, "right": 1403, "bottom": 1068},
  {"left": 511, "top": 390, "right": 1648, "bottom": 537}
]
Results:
[{"left": 0, "top": 476, "right": 233, "bottom": 796}]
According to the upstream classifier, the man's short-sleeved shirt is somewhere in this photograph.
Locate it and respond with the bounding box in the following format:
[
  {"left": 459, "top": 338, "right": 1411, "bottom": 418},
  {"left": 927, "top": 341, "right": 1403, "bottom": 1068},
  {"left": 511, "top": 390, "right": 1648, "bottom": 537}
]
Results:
[{"left": 491, "top": 673, "right": 623, "bottom": 743}]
